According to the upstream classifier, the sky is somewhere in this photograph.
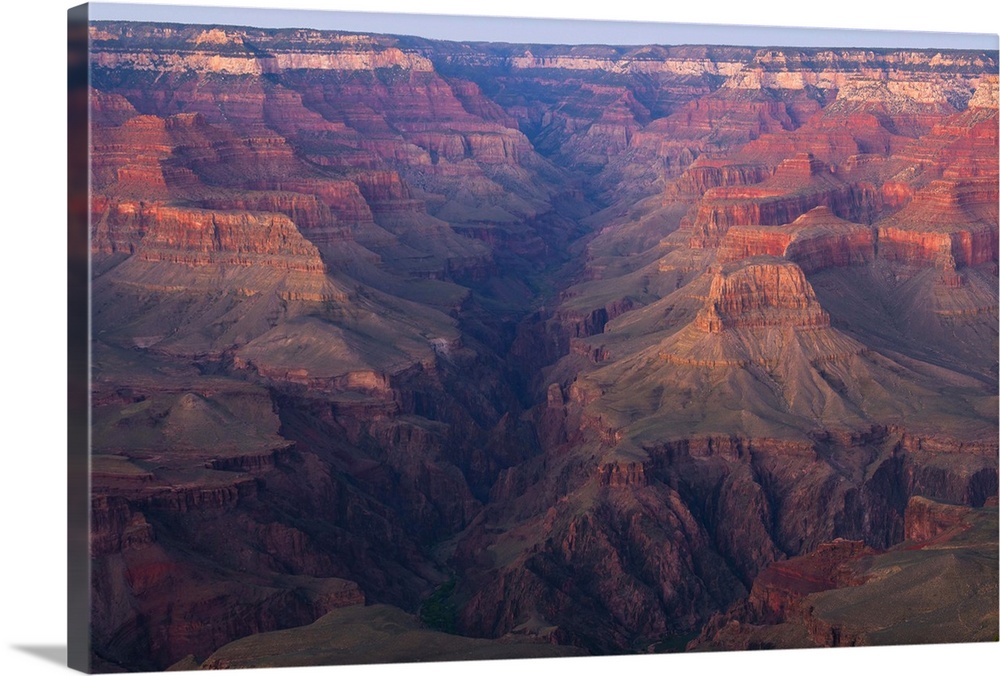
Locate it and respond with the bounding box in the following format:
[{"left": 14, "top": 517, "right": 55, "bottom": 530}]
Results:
[{"left": 87, "top": 1, "right": 999, "bottom": 49}]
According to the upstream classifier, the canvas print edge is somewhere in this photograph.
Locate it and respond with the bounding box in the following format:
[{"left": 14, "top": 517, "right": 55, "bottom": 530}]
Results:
[{"left": 71, "top": 2, "right": 1000, "bottom": 672}]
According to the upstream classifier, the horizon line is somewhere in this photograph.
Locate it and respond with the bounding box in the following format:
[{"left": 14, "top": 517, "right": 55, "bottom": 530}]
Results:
[{"left": 87, "top": 3, "right": 1000, "bottom": 51}]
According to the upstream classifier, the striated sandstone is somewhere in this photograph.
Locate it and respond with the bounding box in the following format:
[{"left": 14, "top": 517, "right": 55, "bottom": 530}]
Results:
[
  {"left": 695, "top": 258, "right": 830, "bottom": 333},
  {"left": 876, "top": 180, "right": 999, "bottom": 269},
  {"left": 685, "top": 154, "right": 880, "bottom": 248},
  {"left": 668, "top": 161, "right": 773, "bottom": 197},
  {"left": 259, "top": 179, "right": 376, "bottom": 225},
  {"left": 717, "top": 206, "right": 875, "bottom": 272},
  {"left": 199, "top": 191, "right": 352, "bottom": 243},
  {"left": 94, "top": 201, "right": 327, "bottom": 272}
]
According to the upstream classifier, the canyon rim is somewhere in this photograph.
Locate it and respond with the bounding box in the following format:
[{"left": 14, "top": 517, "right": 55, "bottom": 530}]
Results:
[{"left": 68, "top": 3, "right": 999, "bottom": 673}]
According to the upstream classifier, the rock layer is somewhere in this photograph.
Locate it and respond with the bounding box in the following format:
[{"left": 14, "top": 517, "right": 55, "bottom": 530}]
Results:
[{"left": 690, "top": 497, "right": 999, "bottom": 650}]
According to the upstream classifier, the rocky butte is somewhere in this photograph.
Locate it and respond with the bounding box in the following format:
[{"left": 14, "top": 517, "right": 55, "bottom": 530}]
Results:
[{"left": 85, "top": 20, "right": 998, "bottom": 672}]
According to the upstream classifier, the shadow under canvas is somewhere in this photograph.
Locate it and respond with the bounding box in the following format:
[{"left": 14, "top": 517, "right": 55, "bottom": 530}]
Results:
[{"left": 13, "top": 645, "right": 68, "bottom": 667}]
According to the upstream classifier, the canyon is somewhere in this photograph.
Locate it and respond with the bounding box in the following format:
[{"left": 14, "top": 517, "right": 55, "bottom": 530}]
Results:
[{"left": 85, "top": 20, "right": 998, "bottom": 671}]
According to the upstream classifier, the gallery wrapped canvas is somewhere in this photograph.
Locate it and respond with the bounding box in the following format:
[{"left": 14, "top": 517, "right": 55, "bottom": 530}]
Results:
[{"left": 67, "top": 2, "right": 999, "bottom": 673}]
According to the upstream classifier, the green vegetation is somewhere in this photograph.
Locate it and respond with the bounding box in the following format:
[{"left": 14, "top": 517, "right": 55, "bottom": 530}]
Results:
[
  {"left": 418, "top": 578, "right": 459, "bottom": 634},
  {"left": 649, "top": 632, "right": 699, "bottom": 653}
]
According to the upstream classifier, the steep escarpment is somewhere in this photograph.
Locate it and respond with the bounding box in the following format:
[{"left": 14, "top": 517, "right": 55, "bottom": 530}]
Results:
[
  {"left": 877, "top": 180, "right": 998, "bottom": 270},
  {"left": 690, "top": 497, "right": 999, "bottom": 650},
  {"left": 717, "top": 206, "right": 875, "bottom": 272},
  {"left": 681, "top": 154, "right": 881, "bottom": 248},
  {"left": 95, "top": 201, "right": 328, "bottom": 270},
  {"left": 86, "top": 20, "right": 998, "bottom": 672},
  {"left": 693, "top": 257, "right": 833, "bottom": 332},
  {"left": 450, "top": 423, "right": 997, "bottom": 652}
]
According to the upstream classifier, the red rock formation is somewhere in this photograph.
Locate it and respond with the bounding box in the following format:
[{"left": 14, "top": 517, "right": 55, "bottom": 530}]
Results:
[
  {"left": 902, "top": 495, "right": 975, "bottom": 543},
  {"left": 92, "top": 512, "right": 366, "bottom": 669},
  {"left": 684, "top": 154, "right": 880, "bottom": 248},
  {"left": 90, "top": 89, "right": 139, "bottom": 126},
  {"left": 746, "top": 539, "right": 874, "bottom": 623},
  {"left": 90, "top": 113, "right": 174, "bottom": 195},
  {"left": 199, "top": 191, "right": 352, "bottom": 243},
  {"left": 91, "top": 495, "right": 154, "bottom": 557},
  {"left": 596, "top": 461, "right": 648, "bottom": 488},
  {"left": 668, "top": 160, "right": 773, "bottom": 197},
  {"left": 690, "top": 496, "right": 997, "bottom": 651},
  {"left": 446, "top": 78, "right": 520, "bottom": 127},
  {"left": 258, "top": 179, "right": 375, "bottom": 226},
  {"left": 695, "top": 258, "right": 830, "bottom": 333},
  {"left": 351, "top": 170, "right": 425, "bottom": 213},
  {"left": 89, "top": 432, "right": 369, "bottom": 668},
  {"left": 877, "top": 180, "right": 999, "bottom": 270},
  {"left": 887, "top": 76, "right": 998, "bottom": 187},
  {"left": 454, "top": 479, "right": 745, "bottom": 651},
  {"left": 648, "top": 92, "right": 798, "bottom": 143},
  {"left": 93, "top": 200, "right": 326, "bottom": 271},
  {"left": 717, "top": 206, "right": 875, "bottom": 272},
  {"left": 597, "top": 85, "right": 822, "bottom": 206}
]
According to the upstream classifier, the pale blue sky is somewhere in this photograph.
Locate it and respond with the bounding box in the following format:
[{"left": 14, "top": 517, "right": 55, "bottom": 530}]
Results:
[{"left": 87, "top": 2, "right": 999, "bottom": 49}]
